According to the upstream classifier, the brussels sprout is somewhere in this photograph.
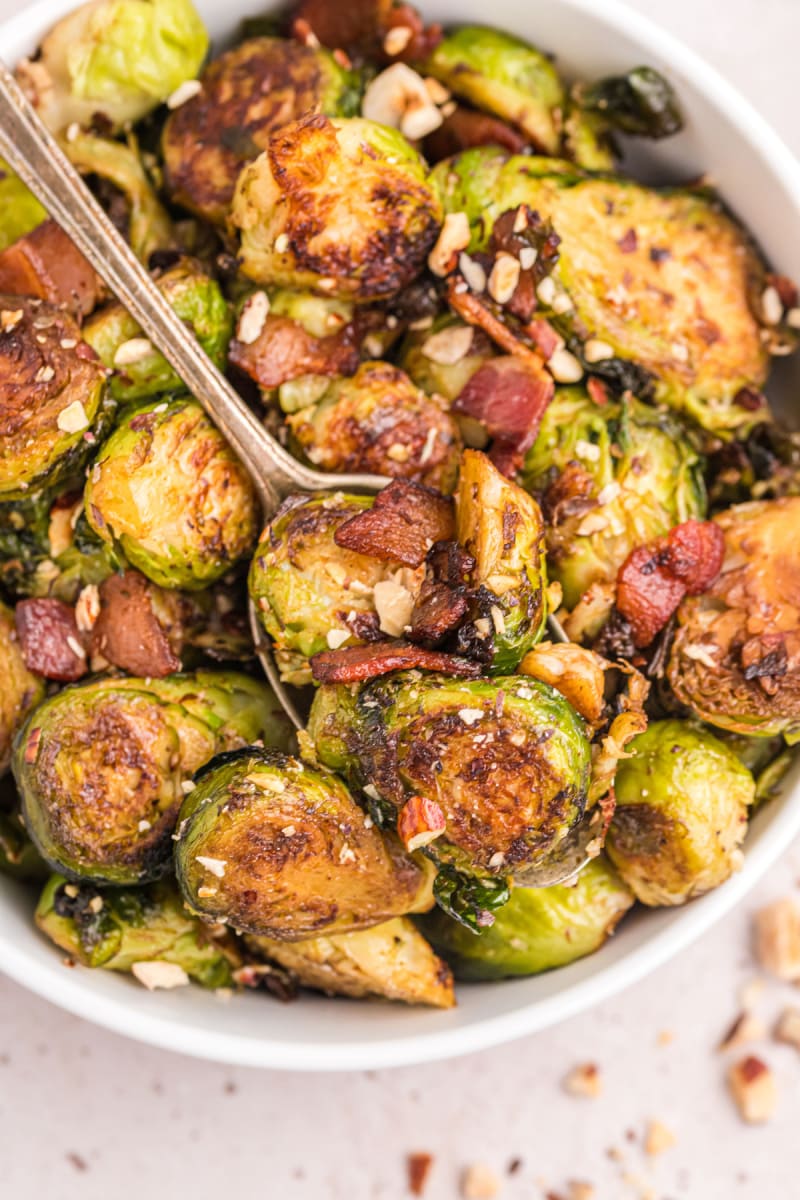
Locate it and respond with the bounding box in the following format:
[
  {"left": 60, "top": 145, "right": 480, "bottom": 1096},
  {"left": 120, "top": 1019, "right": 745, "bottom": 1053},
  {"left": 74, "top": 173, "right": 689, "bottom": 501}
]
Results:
[
  {"left": 163, "top": 37, "right": 361, "bottom": 226},
  {"left": 399, "top": 314, "right": 497, "bottom": 410},
  {"left": 16, "top": 0, "right": 209, "bottom": 133},
  {"left": 579, "top": 67, "right": 683, "bottom": 140},
  {"left": 174, "top": 748, "right": 435, "bottom": 940},
  {"left": 85, "top": 397, "right": 258, "bottom": 590},
  {"left": 0, "top": 159, "right": 47, "bottom": 253},
  {"left": 308, "top": 672, "right": 592, "bottom": 889},
  {"left": 285, "top": 362, "right": 462, "bottom": 492},
  {"left": 231, "top": 115, "right": 443, "bottom": 300},
  {"left": 522, "top": 389, "right": 706, "bottom": 609},
  {"left": 83, "top": 260, "right": 232, "bottom": 401},
  {"left": 605, "top": 720, "right": 753, "bottom": 906},
  {"left": 36, "top": 875, "right": 238, "bottom": 988},
  {"left": 454, "top": 450, "right": 547, "bottom": 672},
  {"left": 423, "top": 26, "right": 565, "bottom": 153},
  {"left": 668, "top": 498, "right": 800, "bottom": 739},
  {"left": 244, "top": 917, "right": 455, "bottom": 1007},
  {"left": 436, "top": 159, "right": 771, "bottom": 431},
  {"left": 0, "top": 298, "right": 111, "bottom": 503},
  {"left": 420, "top": 856, "right": 634, "bottom": 980},
  {"left": 62, "top": 132, "right": 175, "bottom": 264},
  {"left": 248, "top": 492, "right": 419, "bottom": 685},
  {"left": 0, "top": 601, "right": 45, "bottom": 774},
  {"left": 14, "top": 670, "right": 292, "bottom": 885}
]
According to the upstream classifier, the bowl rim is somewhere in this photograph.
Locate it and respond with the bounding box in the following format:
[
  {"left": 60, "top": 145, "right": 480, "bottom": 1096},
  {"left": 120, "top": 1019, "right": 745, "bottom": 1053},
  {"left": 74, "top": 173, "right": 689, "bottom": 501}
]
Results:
[{"left": 2, "top": 0, "right": 800, "bottom": 1072}]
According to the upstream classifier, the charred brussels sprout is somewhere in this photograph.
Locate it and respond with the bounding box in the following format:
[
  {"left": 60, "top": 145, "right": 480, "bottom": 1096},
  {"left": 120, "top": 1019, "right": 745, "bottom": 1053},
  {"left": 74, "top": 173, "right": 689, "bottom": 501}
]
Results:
[
  {"left": 423, "top": 26, "right": 565, "bottom": 153},
  {"left": 248, "top": 493, "right": 417, "bottom": 686},
  {"left": 668, "top": 498, "right": 800, "bottom": 739},
  {"left": 85, "top": 397, "right": 258, "bottom": 590},
  {"left": 285, "top": 362, "right": 462, "bottom": 492},
  {"left": 13, "top": 670, "right": 293, "bottom": 885},
  {"left": 36, "top": 875, "right": 238, "bottom": 987},
  {"left": 163, "top": 37, "right": 361, "bottom": 226},
  {"left": 0, "top": 298, "right": 111, "bottom": 502},
  {"left": 421, "top": 856, "right": 634, "bottom": 980},
  {"left": 308, "top": 672, "right": 592, "bottom": 890},
  {"left": 16, "top": 0, "right": 208, "bottom": 133},
  {"left": 605, "top": 720, "right": 753, "bottom": 906},
  {"left": 231, "top": 115, "right": 443, "bottom": 300},
  {"left": 523, "top": 389, "right": 706, "bottom": 609},
  {"left": 0, "top": 602, "right": 45, "bottom": 774},
  {"left": 174, "top": 748, "right": 435, "bottom": 940},
  {"left": 83, "top": 261, "right": 232, "bottom": 402},
  {"left": 244, "top": 917, "right": 455, "bottom": 1007},
  {"left": 455, "top": 450, "right": 547, "bottom": 672},
  {"left": 0, "top": 159, "right": 47, "bottom": 252}
]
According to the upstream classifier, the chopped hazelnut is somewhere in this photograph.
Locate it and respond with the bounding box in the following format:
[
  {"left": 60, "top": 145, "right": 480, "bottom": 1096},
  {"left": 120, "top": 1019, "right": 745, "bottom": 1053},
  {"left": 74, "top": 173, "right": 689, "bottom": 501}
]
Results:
[
  {"left": 460, "top": 1163, "right": 499, "bottom": 1199},
  {"left": 727, "top": 1055, "right": 777, "bottom": 1124},
  {"left": 774, "top": 1006, "right": 800, "bottom": 1050},
  {"left": 643, "top": 1119, "right": 676, "bottom": 1157},
  {"left": 407, "top": 1151, "right": 433, "bottom": 1196},
  {"left": 131, "top": 961, "right": 189, "bottom": 990},
  {"left": 567, "top": 1184, "right": 595, "bottom": 1200},
  {"left": 563, "top": 1062, "right": 602, "bottom": 1098},
  {"left": 398, "top": 795, "right": 446, "bottom": 853},
  {"left": 755, "top": 898, "right": 800, "bottom": 981},
  {"left": 718, "top": 1011, "right": 766, "bottom": 1052},
  {"left": 428, "top": 212, "right": 471, "bottom": 277}
]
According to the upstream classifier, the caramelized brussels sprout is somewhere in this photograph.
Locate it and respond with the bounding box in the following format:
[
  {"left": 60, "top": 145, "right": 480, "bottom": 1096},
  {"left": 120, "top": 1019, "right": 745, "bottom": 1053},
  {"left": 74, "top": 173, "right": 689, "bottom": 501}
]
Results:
[
  {"left": 16, "top": 0, "right": 208, "bottom": 133},
  {"left": 231, "top": 115, "right": 443, "bottom": 300},
  {"left": 248, "top": 492, "right": 418, "bottom": 686},
  {"left": 308, "top": 672, "right": 592, "bottom": 889},
  {"left": 163, "top": 37, "right": 361, "bottom": 226},
  {"left": 455, "top": 450, "right": 547, "bottom": 672},
  {"left": 36, "top": 874, "right": 238, "bottom": 987},
  {"left": 421, "top": 856, "right": 634, "bottom": 980},
  {"left": 285, "top": 362, "right": 462, "bottom": 491},
  {"left": 423, "top": 26, "right": 565, "bottom": 153},
  {"left": 0, "top": 298, "right": 111, "bottom": 502},
  {"left": 244, "top": 917, "right": 455, "bottom": 1007},
  {"left": 174, "top": 748, "right": 435, "bottom": 939},
  {"left": 85, "top": 397, "right": 258, "bottom": 590},
  {"left": 668, "top": 498, "right": 800, "bottom": 739},
  {"left": 0, "top": 159, "right": 47, "bottom": 253},
  {"left": 83, "top": 260, "right": 233, "bottom": 401},
  {"left": 523, "top": 389, "right": 706, "bottom": 609},
  {"left": 14, "top": 670, "right": 293, "bottom": 885},
  {"left": 606, "top": 720, "right": 753, "bottom": 906},
  {"left": 0, "top": 601, "right": 45, "bottom": 774}
]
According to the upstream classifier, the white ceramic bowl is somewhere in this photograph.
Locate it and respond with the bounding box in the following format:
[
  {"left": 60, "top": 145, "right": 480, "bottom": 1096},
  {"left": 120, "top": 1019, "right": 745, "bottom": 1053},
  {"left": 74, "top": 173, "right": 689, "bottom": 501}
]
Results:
[{"left": 2, "top": 0, "right": 799, "bottom": 1071}]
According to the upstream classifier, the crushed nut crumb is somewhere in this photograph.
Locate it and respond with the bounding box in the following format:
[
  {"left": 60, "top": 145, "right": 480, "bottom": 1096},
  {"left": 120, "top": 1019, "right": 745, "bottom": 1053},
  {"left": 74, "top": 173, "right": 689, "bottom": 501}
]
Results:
[
  {"left": 563, "top": 1062, "right": 602, "bottom": 1098},
  {"left": 727, "top": 1055, "right": 777, "bottom": 1124},
  {"left": 755, "top": 898, "right": 800, "bottom": 981},
  {"left": 460, "top": 1163, "right": 499, "bottom": 1199}
]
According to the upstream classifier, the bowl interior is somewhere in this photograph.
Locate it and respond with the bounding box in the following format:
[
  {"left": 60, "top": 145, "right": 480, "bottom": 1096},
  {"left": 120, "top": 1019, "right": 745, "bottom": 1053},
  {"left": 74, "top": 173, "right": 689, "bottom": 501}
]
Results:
[{"left": 1, "top": 0, "right": 799, "bottom": 1070}]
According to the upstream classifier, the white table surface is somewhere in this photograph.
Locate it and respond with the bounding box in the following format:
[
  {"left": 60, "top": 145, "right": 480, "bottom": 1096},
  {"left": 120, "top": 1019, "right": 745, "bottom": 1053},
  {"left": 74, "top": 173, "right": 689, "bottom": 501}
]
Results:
[{"left": 2, "top": 1, "right": 800, "bottom": 1196}]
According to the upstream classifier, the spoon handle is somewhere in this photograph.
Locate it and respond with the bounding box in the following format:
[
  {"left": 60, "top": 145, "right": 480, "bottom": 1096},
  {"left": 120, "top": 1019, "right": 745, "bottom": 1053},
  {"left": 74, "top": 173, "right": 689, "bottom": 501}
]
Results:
[{"left": 0, "top": 59, "right": 387, "bottom": 514}]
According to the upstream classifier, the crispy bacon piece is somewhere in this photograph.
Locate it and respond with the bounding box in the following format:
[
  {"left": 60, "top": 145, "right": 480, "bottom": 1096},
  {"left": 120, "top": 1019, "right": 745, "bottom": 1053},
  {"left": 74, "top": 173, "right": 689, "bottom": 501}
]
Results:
[
  {"left": 15, "top": 598, "right": 87, "bottom": 681},
  {"left": 334, "top": 479, "right": 454, "bottom": 567},
  {"left": 290, "top": 0, "right": 441, "bottom": 61},
  {"left": 229, "top": 314, "right": 363, "bottom": 390},
  {"left": 446, "top": 280, "right": 545, "bottom": 372},
  {"left": 616, "top": 519, "right": 725, "bottom": 647},
  {"left": 408, "top": 579, "right": 468, "bottom": 645},
  {"left": 89, "top": 570, "right": 181, "bottom": 677},
  {"left": 424, "top": 106, "right": 526, "bottom": 161},
  {"left": 453, "top": 356, "right": 555, "bottom": 478},
  {"left": 0, "top": 221, "right": 102, "bottom": 319},
  {"left": 310, "top": 641, "right": 481, "bottom": 683}
]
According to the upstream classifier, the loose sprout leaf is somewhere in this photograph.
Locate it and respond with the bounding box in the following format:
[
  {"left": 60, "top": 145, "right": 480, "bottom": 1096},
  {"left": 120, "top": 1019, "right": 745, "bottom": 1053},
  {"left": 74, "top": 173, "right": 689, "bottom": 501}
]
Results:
[
  {"left": 432, "top": 864, "right": 510, "bottom": 933},
  {"left": 580, "top": 67, "right": 683, "bottom": 140}
]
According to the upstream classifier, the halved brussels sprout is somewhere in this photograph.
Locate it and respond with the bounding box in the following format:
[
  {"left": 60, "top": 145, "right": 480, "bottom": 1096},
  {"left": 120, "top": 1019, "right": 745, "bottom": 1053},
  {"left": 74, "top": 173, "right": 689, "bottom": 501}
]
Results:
[
  {"left": 244, "top": 917, "right": 455, "bottom": 1007},
  {"left": 606, "top": 719, "right": 753, "bottom": 906},
  {"left": 231, "top": 115, "right": 443, "bottom": 300},
  {"left": 14, "top": 670, "right": 292, "bottom": 885},
  {"left": 62, "top": 131, "right": 175, "bottom": 264},
  {"left": 455, "top": 450, "right": 547, "bottom": 672},
  {"left": 16, "top": 0, "right": 209, "bottom": 133},
  {"left": 308, "top": 671, "right": 592, "bottom": 885},
  {"left": 285, "top": 362, "right": 462, "bottom": 492},
  {"left": 36, "top": 874, "right": 238, "bottom": 988},
  {"left": 174, "top": 748, "right": 435, "bottom": 940},
  {"left": 0, "top": 297, "right": 111, "bottom": 502},
  {"left": 85, "top": 397, "right": 258, "bottom": 590},
  {"left": 423, "top": 26, "right": 565, "bottom": 153},
  {"left": 668, "top": 498, "right": 800, "bottom": 739},
  {"left": 522, "top": 389, "right": 706, "bottom": 609},
  {"left": 83, "top": 260, "right": 233, "bottom": 401},
  {"left": 0, "top": 159, "right": 47, "bottom": 253},
  {"left": 248, "top": 492, "right": 418, "bottom": 685},
  {"left": 0, "top": 601, "right": 45, "bottom": 774},
  {"left": 163, "top": 37, "right": 361, "bottom": 226},
  {"left": 421, "top": 856, "right": 634, "bottom": 980}
]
